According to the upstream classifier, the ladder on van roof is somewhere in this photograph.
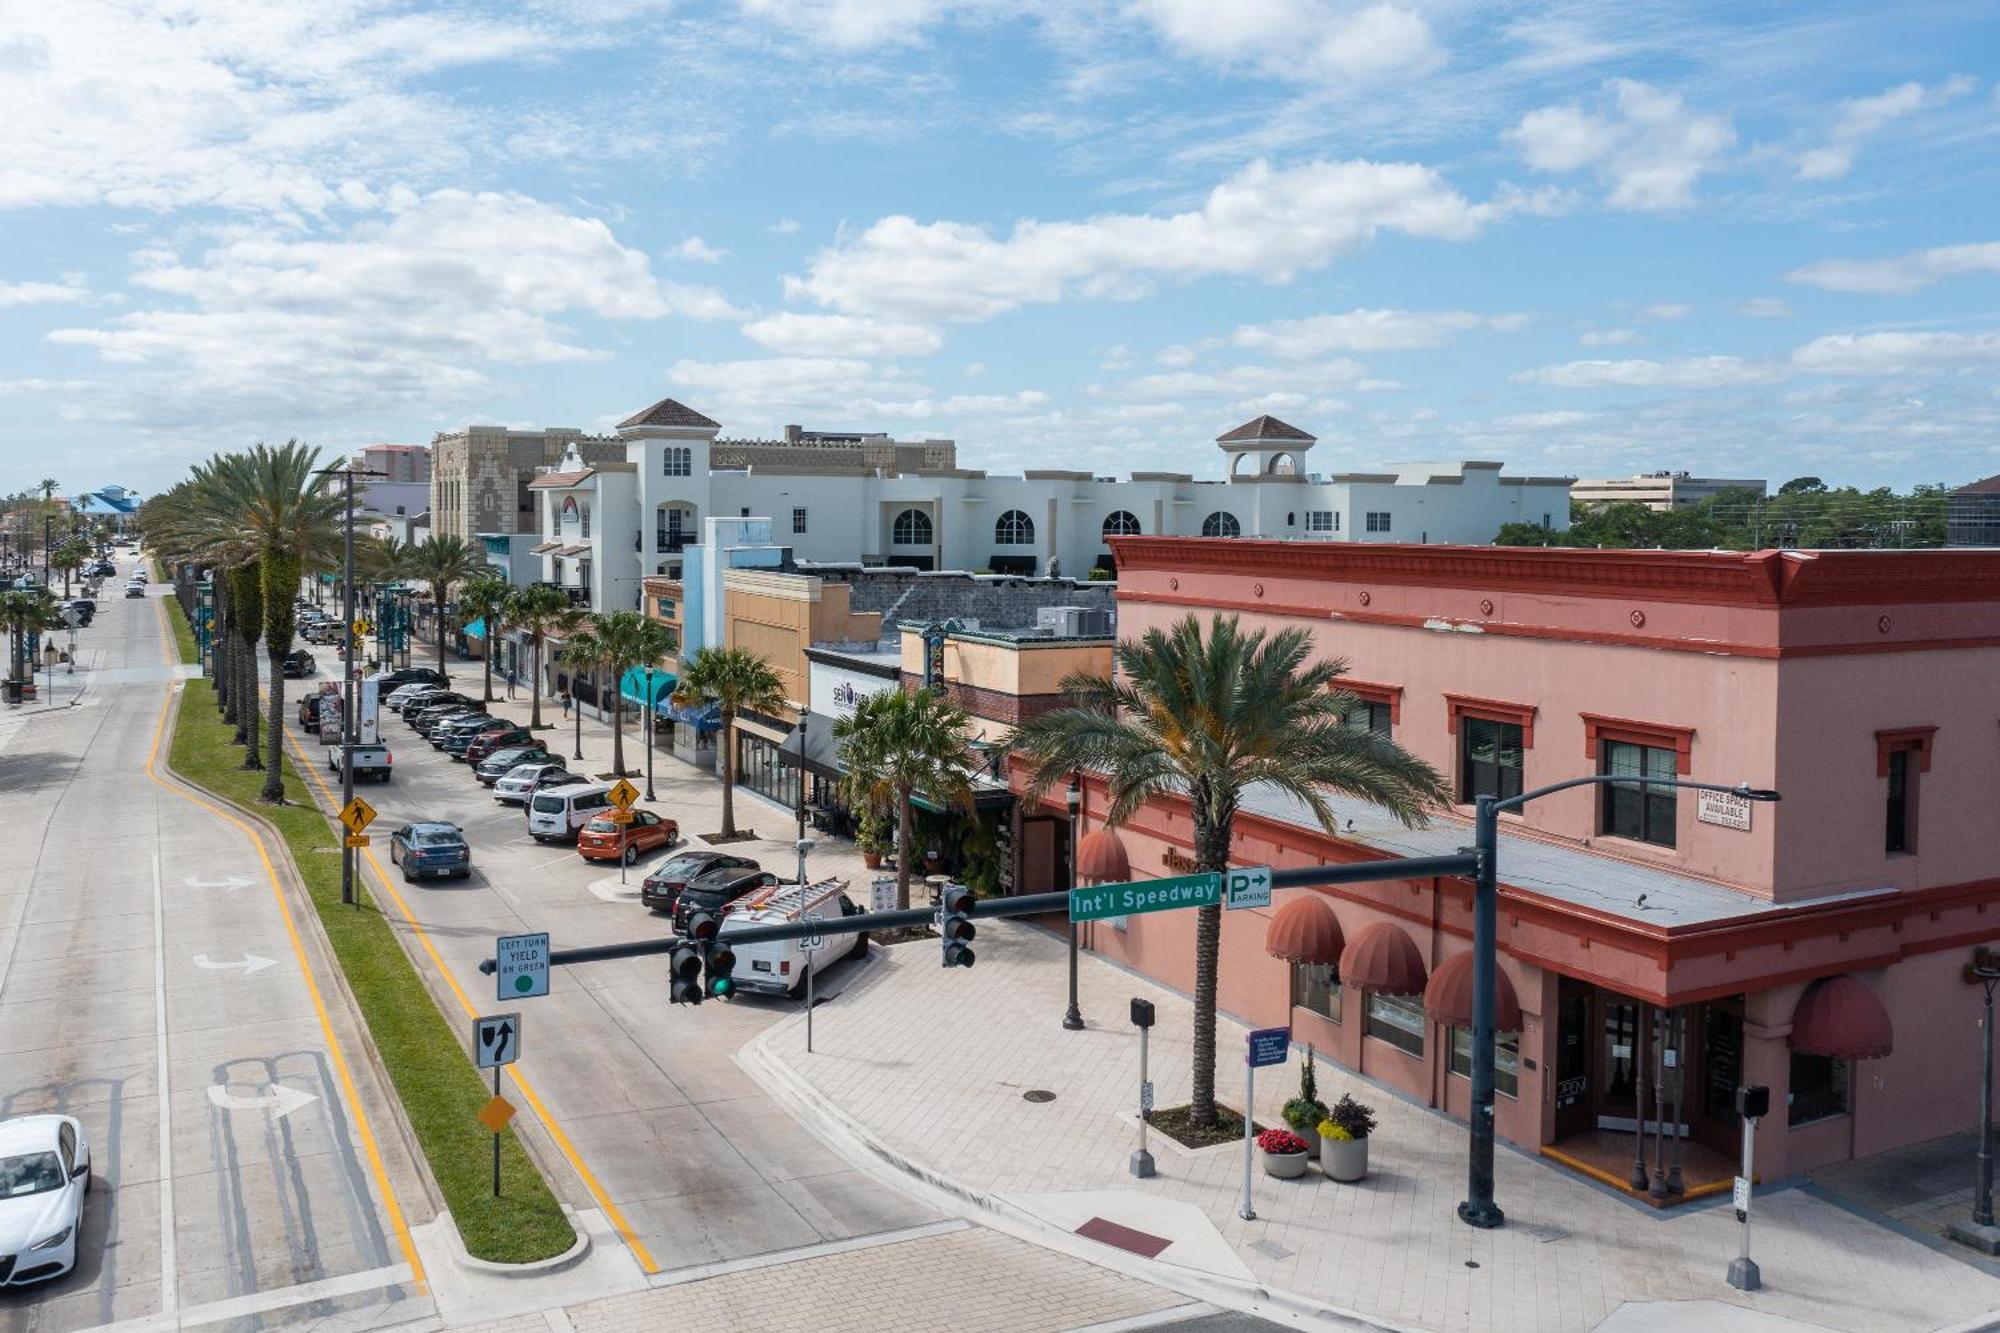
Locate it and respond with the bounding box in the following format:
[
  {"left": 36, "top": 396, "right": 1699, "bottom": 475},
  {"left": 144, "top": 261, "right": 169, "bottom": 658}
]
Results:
[{"left": 732, "top": 878, "right": 849, "bottom": 921}]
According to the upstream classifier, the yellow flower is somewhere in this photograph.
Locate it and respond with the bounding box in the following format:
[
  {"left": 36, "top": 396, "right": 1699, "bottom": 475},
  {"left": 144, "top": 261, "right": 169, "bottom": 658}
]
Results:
[{"left": 1319, "top": 1121, "right": 1354, "bottom": 1141}]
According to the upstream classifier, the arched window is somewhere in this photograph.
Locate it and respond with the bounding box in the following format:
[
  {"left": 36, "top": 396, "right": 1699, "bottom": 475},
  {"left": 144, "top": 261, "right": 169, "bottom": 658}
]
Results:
[
  {"left": 1201, "top": 511, "right": 1240, "bottom": 538},
  {"left": 1101, "top": 510, "right": 1142, "bottom": 538},
  {"left": 892, "top": 508, "right": 933, "bottom": 545},
  {"left": 995, "top": 510, "right": 1036, "bottom": 545}
]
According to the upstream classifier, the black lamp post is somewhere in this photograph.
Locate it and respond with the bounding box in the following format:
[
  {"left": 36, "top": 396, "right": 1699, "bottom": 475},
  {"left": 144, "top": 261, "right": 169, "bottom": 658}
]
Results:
[
  {"left": 795, "top": 717, "right": 809, "bottom": 841},
  {"left": 1950, "top": 950, "right": 2000, "bottom": 1254},
  {"left": 1063, "top": 774, "right": 1085, "bottom": 1031},
  {"left": 573, "top": 674, "right": 585, "bottom": 761},
  {"left": 644, "top": 665, "right": 658, "bottom": 802},
  {"left": 1458, "top": 775, "right": 1781, "bottom": 1230}
]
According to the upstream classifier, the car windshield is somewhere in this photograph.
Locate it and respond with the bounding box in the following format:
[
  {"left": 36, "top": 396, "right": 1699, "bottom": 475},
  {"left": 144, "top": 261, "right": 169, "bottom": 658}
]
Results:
[
  {"left": 0, "top": 1150, "right": 65, "bottom": 1197},
  {"left": 584, "top": 818, "right": 618, "bottom": 832},
  {"left": 411, "top": 829, "right": 462, "bottom": 846},
  {"left": 651, "top": 856, "right": 706, "bottom": 880}
]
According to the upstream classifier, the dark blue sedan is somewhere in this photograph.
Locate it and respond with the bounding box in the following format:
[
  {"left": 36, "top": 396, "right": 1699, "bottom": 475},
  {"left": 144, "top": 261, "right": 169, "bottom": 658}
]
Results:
[{"left": 388, "top": 822, "right": 472, "bottom": 883}]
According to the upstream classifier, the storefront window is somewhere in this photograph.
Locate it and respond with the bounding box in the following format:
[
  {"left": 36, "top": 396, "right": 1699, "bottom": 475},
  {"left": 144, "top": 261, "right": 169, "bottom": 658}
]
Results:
[
  {"left": 1449, "top": 1028, "right": 1520, "bottom": 1098},
  {"left": 1788, "top": 1052, "right": 1849, "bottom": 1125},
  {"left": 1364, "top": 992, "right": 1426, "bottom": 1057},
  {"left": 1291, "top": 962, "right": 1341, "bottom": 1023},
  {"left": 736, "top": 732, "right": 802, "bottom": 811}
]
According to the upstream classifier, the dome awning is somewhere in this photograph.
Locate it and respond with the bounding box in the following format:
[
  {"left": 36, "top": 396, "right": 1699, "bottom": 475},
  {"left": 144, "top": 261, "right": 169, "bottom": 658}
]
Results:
[
  {"left": 1076, "top": 829, "right": 1131, "bottom": 884},
  {"left": 1264, "top": 894, "right": 1343, "bottom": 966},
  {"left": 1790, "top": 975, "right": 1893, "bottom": 1060},
  {"left": 1424, "top": 950, "right": 1521, "bottom": 1032},
  {"left": 1339, "top": 921, "right": 1427, "bottom": 997}
]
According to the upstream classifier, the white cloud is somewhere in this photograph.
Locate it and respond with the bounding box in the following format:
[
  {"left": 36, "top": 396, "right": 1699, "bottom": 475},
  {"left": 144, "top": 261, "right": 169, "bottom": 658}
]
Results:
[
  {"left": 1579, "top": 328, "right": 1640, "bottom": 347},
  {"left": 1734, "top": 297, "right": 1796, "bottom": 319},
  {"left": 790, "top": 157, "right": 1496, "bottom": 322},
  {"left": 1516, "top": 356, "right": 1781, "bottom": 388},
  {"left": 1640, "top": 301, "right": 1692, "bottom": 321},
  {"left": 47, "top": 190, "right": 688, "bottom": 423},
  {"left": 1796, "top": 75, "right": 1976, "bottom": 181},
  {"left": 739, "top": 311, "right": 945, "bottom": 357},
  {"left": 1130, "top": 1, "right": 1440, "bottom": 83},
  {"left": 1791, "top": 331, "right": 2000, "bottom": 376},
  {"left": 1505, "top": 79, "right": 1735, "bottom": 211},
  {"left": 1122, "top": 359, "right": 1365, "bottom": 400},
  {"left": 1156, "top": 344, "right": 1198, "bottom": 367},
  {"left": 1786, "top": 241, "right": 2000, "bottom": 295},
  {"left": 737, "top": 0, "right": 954, "bottom": 50},
  {"left": 673, "top": 236, "right": 728, "bottom": 263},
  {"left": 1230, "top": 307, "right": 1524, "bottom": 358},
  {"left": 767, "top": 218, "right": 802, "bottom": 235},
  {"left": 0, "top": 276, "right": 92, "bottom": 307}
]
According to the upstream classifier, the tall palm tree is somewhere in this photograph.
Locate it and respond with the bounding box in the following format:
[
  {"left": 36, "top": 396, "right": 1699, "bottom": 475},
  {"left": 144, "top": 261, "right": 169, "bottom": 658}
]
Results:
[
  {"left": 1013, "top": 613, "right": 1450, "bottom": 1131},
  {"left": 1, "top": 586, "right": 59, "bottom": 692},
  {"left": 583, "top": 610, "right": 664, "bottom": 778},
  {"left": 457, "top": 575, "right": 513, "bottom": 703},
  {"left": 51, "top": 538, "right": 86, "bottom": 598},
  {"left": 506, "top": 582, "right": 581, "bottom": 730},
  {"left": 554, "top": 626, "right": 608, "bottom": 768},
  {"left": 406, "top": 534, "right": 483, "bottom": 673},
  {"left": 672, "top": 646, "right": 785, "bottom": 839},
  {"left": 834, "top": 687, "right": 977, "bottom": 909},
  {"left": 233, "top": 442, "right": 341, "bottom": 802}
]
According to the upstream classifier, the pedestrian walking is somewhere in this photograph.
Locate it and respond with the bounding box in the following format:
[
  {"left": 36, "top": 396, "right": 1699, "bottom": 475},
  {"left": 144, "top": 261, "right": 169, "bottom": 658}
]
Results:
[{"left": 560, "top": 690, "right": 571, "bottom": 720}]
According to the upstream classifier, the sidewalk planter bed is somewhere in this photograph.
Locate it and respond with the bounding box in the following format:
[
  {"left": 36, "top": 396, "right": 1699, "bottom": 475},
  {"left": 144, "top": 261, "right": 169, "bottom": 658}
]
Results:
[
  {"left": 1257, "top": 1129, "right": 1311, "bottom": 1179},
  {"left": 1318, "top": 1093, "right": 1378, "bottom": 1183}
]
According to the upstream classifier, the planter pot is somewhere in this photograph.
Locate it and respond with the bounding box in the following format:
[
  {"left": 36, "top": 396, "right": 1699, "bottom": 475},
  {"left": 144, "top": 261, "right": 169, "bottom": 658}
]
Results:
[
  {"left": 1320, "top": 1134, "right": 1369, "bottom": 1182},
  {"left": 862, "top": 852, "right": 883, "bottom": 869},
  {"left": 1283, "top": 1121, "right": 1322, "bottom": 1156},
  {"left": 1260, "top": 1148, "right": 1310, "bottom": 1180}
]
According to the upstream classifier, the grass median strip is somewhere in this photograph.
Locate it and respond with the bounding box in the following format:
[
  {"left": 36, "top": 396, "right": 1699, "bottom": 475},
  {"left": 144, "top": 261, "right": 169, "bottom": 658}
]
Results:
[
  {"left": 165, "top": 589, "right": 199, "bottom": 664},
  {"left": 163, "top": 611, "right": 574, "bottom": 1262}
]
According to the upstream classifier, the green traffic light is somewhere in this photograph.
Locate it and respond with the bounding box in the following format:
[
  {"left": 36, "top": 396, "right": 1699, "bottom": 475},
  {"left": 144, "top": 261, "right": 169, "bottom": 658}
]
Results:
[{"left": 711, "top": 977, "right": 734, "bottom": 998}]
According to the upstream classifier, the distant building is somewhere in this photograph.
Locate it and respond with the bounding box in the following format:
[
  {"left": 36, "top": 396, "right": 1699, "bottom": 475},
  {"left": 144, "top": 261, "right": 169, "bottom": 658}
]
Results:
[
  {"left": 429, "top": 425, "right": 623, "bottom": 543},
  {"left": 360, "top": 443, "right": 432, "bottom": 485},
  {"left": 1572, "top": 472, "right": 1768, "bottom": 511},
  {"left": 1947, "top": 474, "right": 2000, "bottom": 547},
  {"left": 70, "top": 485, "right": 140, "bottom": 529},
  {"left": 711, "top": 424, "right": 958, "bottom": 475}
]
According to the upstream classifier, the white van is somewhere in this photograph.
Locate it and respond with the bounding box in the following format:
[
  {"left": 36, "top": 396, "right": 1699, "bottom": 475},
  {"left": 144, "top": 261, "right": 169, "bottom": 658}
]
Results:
[
  {"left": 720, "top": 879, "right": 867, "bottom": 998},
  {"left": 526, "top": 782, "right": 612, "bottom": 842}
]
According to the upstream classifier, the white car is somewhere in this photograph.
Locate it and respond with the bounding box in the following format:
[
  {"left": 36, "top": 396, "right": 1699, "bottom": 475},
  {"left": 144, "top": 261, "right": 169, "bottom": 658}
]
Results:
[
  {"left": 493, "top": 761, "right": 581, "bottom": 806},
  {"left": 0, "top": 1115, "right": 90, "bottom": 1286}
]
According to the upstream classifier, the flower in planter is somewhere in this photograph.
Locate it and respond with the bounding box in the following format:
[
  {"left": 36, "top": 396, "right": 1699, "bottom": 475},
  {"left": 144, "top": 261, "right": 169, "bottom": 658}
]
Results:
[
  {"left": 1318, "top": 1120, "right": 1353, "bottom": 1141},
  {"left": 1283, "top": 1046, "right": 1327, "bottom": 1131},
  {"left": 1256, "top": 1128, "right": 1310, "bottom": 1155},
  {"left": 1323, "top": 1092, "right": 1377, "bottom": 1141}
]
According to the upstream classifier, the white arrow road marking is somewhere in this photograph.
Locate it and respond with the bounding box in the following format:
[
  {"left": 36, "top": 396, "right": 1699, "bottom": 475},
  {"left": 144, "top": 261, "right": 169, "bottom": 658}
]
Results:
[
  {"left": 185, "top": 875, "right": 255, "bottom": 891},
  {"left": 193, "top": 953, "right": 278, "bottom": 977},
  {"left": 206, "top": 1083, "right": 319, "bottom": 1119}
]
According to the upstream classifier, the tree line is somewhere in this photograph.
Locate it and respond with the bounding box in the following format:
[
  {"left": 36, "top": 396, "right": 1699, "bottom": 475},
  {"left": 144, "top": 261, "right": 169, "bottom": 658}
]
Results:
[{"left": 1496, "top": 476, "right": 1951, "bottom": 550}]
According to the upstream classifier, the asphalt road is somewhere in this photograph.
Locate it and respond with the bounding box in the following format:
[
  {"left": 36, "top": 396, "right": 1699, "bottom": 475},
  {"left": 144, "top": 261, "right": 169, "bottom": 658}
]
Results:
[
  {"left": 272, "top": 662, "right": 941, "bottom": 1279},
  {"left": 0, "top": 563, "right": 430, "bottom": 1333}
]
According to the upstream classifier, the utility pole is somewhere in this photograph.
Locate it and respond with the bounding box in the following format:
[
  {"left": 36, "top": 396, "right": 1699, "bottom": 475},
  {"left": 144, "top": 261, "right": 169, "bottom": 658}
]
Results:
[{"left": 317, "top": 462, "right": 384, "bottom": 908}]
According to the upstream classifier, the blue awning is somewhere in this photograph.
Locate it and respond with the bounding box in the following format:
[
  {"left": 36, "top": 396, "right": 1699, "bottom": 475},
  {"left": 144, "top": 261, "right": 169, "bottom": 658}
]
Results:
[
  {"left": 465, "top": 619, "right": 487, "bottom": 639},
  {"left": 665, "top": 699, "right": 721, "bottom": 732},
  {"left": 620, "top": 666, "right": 676, "bottom": 706}
]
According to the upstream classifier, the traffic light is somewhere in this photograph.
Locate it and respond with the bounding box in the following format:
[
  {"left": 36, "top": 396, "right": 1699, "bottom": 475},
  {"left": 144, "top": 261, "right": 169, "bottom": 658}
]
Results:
[
  {"left": 940, "top": 885, "right": 975, "bottom": 969},
  {"left": 705, "top": 941, "right": 737, "bottom": 1000},
  {"left": 669, "top": 939, "right": 704, "bottom": 1004}
]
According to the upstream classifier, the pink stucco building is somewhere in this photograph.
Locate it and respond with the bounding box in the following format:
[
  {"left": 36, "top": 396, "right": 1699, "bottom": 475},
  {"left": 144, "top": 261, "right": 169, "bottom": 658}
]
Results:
[{"left": 1010, "top": 538, "right": 2000, "bottom": 1201}]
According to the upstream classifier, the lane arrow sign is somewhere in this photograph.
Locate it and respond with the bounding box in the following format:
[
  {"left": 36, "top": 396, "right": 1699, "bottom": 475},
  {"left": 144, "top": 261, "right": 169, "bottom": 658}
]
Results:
[
  {"left": 205, "top": 1083, "right": 318, "bottom": 1119},
  {"left": 185, "top": 875, "right": 255, "bottom": 891},
  {"left": 193, "top": 954, "right": 278, "bottom": 977}
]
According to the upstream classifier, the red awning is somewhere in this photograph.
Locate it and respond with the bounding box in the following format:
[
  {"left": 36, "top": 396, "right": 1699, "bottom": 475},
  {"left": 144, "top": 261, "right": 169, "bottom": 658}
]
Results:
[
  {"left": 1339, "top": 921, "right": 1427, "bottom": 996},
  {"left": 1423, "top": 950, "right": 1521, "bottom": 1032},
  {"left": 1790, "top": 975, "right": 1893, "bottom": 1060},
  {"left": 1076, "top": 829, "right": 1131, "bottom": 884},
  {"left": 1264, "top": 894, "right": 1343, "bottom": 966}
]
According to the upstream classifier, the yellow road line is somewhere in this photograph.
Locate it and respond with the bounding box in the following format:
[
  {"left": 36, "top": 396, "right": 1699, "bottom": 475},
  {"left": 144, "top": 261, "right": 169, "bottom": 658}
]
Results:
[
  {"left": 282, "top": 706, "right": 660, "bottom": 1273},
  {"left": 144, "top": 600, "right": 427, "bottom": 1290}
]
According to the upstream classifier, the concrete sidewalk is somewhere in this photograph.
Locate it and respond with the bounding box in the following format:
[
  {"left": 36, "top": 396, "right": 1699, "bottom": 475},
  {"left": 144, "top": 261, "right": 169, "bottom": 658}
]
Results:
[{"left": 738, "top": 920, "right": 2000, "bottom": 1333}]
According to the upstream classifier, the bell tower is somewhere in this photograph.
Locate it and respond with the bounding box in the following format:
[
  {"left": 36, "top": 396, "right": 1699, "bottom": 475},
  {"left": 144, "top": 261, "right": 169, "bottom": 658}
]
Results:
[{"left": 1217, "top": 415, "right": 1315, "bottom": 482}]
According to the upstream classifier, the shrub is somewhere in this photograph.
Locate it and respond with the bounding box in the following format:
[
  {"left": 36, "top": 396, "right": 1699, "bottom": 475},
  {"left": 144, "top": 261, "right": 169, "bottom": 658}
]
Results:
[
  {"left": 1256, "top": 1128, "right": 1310, "bottom": 1154},
  {"left": 1318, "top": 1120, "right": 1353, "bottom": 1141},
  {"left": 1325, "top": 1092, "right": 1377, "bottom": 1140},
  {"left": 1283, "top": 1047, "right": 1327, "bottom": 1130}
]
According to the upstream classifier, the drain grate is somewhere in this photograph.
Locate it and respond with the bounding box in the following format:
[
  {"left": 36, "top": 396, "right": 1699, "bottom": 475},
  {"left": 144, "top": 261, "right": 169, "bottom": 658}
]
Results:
[{"left": 1023, "top": 1089, "right": 1057, "bottom": 1103}]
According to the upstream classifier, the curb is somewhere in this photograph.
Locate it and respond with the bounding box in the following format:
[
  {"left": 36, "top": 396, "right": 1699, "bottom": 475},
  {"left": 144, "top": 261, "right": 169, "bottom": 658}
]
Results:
[
  {"left": 735, "top": 1017, "right": 1420, "bottom": 1333},
  {"left": 432, "top": 1208, "right": 593, "bottom": 1277}
]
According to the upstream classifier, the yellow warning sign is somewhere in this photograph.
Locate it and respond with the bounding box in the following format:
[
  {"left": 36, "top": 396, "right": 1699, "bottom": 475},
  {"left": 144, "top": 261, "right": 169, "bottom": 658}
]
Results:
[
  {"left": 344, "top": 834, "right": 371, "bottom": 848},
  {"left": 607, "top": 809, "right": 634, "bottom": 824},
  {"left": 338, "top": 796, "right": 377, "bottom": 835},
  {"left": 607, "top": 778, "right": 639, "bottom": 810},
  {"left": 477, "top": 1095, "right": 517, "bottom": 1134}
]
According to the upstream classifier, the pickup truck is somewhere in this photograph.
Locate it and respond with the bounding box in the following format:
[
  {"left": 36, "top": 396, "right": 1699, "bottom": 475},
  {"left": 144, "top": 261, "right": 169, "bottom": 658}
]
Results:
[{"left": 327, "top": 743, "right": 393, "bottom": 782}]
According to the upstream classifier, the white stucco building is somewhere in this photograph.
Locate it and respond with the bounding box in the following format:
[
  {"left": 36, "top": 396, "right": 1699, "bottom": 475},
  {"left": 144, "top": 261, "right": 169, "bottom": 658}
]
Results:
[{"left": 527, "top": 397, "right": 1574, "bottom": 612}]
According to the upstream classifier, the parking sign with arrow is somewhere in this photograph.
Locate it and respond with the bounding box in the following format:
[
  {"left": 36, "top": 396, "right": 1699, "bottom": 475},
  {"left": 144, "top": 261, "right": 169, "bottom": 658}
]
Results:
[{"left": 474, "top": 1013, "right": 520, "bottom": 1069}]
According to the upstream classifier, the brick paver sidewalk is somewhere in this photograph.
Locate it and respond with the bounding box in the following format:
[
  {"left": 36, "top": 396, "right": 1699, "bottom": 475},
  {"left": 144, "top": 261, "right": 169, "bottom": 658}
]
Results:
[{"left": 742, "top": 920, "right": 2000, "bottom": 1333}]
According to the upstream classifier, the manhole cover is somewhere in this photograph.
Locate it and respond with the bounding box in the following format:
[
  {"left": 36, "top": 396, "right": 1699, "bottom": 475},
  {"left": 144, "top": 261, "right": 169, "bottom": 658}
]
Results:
[{"left": 1023, "top": 1089, "right": 1057, "bottom": 1103}]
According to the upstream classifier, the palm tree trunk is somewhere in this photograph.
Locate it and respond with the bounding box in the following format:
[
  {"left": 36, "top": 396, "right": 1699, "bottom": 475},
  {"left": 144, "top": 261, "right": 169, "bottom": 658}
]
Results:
[
  {"left": 895, "top": 782, "right": 915, "bottom": 910},
  {"left": 529, "top": 638, "right": 544, "bottom": 728},
  {"left": 262, "top": 644, "right": 287, "bottom": 802},
  {"left": 1189, "top": 810, "right": 1232, "bottom": 1130},
  {"left": 611, "top": 690, "right": 626, "bottom": 776},
  {"left": 437, "top": 592, "right": 449, "bottom": 674},
  {"left": 239, "top": 640, "right": 261, "bottom": 769},
  {"left": 482, "top": 638, "right": 494, "bottom": 702},
  {"left": 719, "top": 712, "right": 737, "bottom": 837}
]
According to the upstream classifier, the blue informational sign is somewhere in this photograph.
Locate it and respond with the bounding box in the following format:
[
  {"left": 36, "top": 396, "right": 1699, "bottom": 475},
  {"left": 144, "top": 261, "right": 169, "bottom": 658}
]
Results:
[{"left": 1246, "top": 1026, "right": 1291, "bottom": 1068}]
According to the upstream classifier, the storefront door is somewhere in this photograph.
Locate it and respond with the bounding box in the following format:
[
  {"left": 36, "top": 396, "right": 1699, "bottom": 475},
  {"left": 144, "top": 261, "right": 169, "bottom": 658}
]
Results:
[{"left": 1553, "top": 979, "right": 1594, "bottom": 1139}]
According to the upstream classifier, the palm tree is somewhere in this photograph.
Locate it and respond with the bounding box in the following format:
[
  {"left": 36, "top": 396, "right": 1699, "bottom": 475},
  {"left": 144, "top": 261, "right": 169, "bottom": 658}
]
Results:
[
  {"left": 672, "top": 646, "right": 785, "bottom": 839},
  {"left": 505, "top": 583, "right": 581, "bottom": 730},
  {"left": 834, "top": 687, "right": 977, "bottom": 909},
  {"left": 1, "top": 586, "right": 59, "bottom": 693},
  {"left": 1012, "top": 613, "right": 1450, "bottom": 1131},
  {"left": 233, "top": 442, "right": 341, "bottom": 802},
  {"left": 580, "top": 610, "right": 667, "bottom": 778},
  {"left": 406, "top": 534, "right": 483, "bottom": 673},
  {"left": 457, "top": 575, "right": 513, "bottom": 702},
  {"left": 554, "top": 626, "right": 608, "bottom": 768},
  {"left": 51, "top": 538, "right": 86, "bottom": 598}
]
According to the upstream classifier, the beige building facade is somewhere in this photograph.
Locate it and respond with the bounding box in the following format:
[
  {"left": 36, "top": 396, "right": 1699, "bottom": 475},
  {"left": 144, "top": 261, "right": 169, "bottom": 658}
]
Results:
[
  {"left": 1572, "top": 471, "right": 1768, "bottom": 510},
  {"left": 429, "top": 425, "right": 622, "bottom": 540}
]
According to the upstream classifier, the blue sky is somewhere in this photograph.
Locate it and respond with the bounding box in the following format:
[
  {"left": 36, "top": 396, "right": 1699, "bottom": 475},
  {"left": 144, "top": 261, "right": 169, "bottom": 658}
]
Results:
[{"left": 2, "top": 0, "right": 1997, "bottom": 499}]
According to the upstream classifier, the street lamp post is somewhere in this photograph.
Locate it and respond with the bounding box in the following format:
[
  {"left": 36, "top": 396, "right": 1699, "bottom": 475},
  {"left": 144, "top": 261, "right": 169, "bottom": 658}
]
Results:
[
  {"left": 795, "top": 718, "right": 809, "bottom": 842},
  {"left": 644, "top": 666, "right": 658, "bottom": 802},
  {"left": 1949, "top": 951, "right": 2000, "bottom": 1254},
  {"left": 1458, "top": 775, "right": 1781, "bottom": 1230},
  {"left": 1063, "top": 775, "right": 1085, "bottom": 1031},
  {"left": 316, "top": 462, "right": 385, "bottom": 909}
]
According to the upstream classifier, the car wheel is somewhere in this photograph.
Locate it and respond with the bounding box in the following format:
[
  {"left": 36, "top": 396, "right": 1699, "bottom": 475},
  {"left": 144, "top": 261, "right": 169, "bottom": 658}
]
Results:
[
  {"left": 848, "top": 931, "right": 869, "bottom": 960},
  {"left": 401, "top": 869, "right": 414, "bottom": 884},
  {"left": 623, "top": 844, "right": 638, "bottom": 865},
  {"left": 788, "top": 966, "right": 810, "bottom": 1001}
]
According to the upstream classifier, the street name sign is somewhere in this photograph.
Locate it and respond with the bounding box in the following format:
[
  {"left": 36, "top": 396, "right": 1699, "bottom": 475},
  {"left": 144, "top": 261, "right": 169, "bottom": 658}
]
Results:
[
  {"left": 496, "top": 932, "right": 550, "bottom": 1000},
  {"left": 607, "top": 778, "right": 640, "bottom": 810},
  {"left": 1225, "top": 865, "right": 1273, "bottom": 910},
  {"left": 475, "top": 1013, "right": 521, "bottom": 1069},
  {"left": 1071, "top": 871, "right": 1220, "bottom": 922},
  {"left": 1247, "top": 1026, "right": 1291, "bottom": 1068},
  {"left": 338, "top": 796, "right": 377, "bottom": 836}
]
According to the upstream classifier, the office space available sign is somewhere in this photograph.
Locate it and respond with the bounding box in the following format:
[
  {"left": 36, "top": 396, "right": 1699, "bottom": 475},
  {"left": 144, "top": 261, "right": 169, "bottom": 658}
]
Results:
[{"left": 1697, "top": 790, "right": 1753, "bottom": 831}]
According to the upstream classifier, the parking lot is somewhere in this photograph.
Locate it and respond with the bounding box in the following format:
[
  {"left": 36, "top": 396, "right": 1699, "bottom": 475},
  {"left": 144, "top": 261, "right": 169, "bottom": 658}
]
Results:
[{"left": 274, "top": 669, "right": 936, "bottom": 1277}]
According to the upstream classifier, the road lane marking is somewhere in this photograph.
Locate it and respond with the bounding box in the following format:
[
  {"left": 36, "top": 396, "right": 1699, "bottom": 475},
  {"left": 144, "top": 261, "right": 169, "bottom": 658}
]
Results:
[
  {"left": 191, "top": 953, "right": 276, "bottom": 976},
  {"left": 150, "top": 853, "right": 178, "bottom": 1315},
  {"left": 280, "top": 711, "right": 661, "bottom": 1275},
  {"left": 145, "top": 597, "right": 426, "bottom": 1291},
  {"left": 182, "top": 875, "right": 253, "bottom": 891},
  {"left": 72, "top": 1260, "right": 417, "bottom": 1333},
  {"left": 205, "top": 1082, "right": 318, "bottom": 1118}
]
